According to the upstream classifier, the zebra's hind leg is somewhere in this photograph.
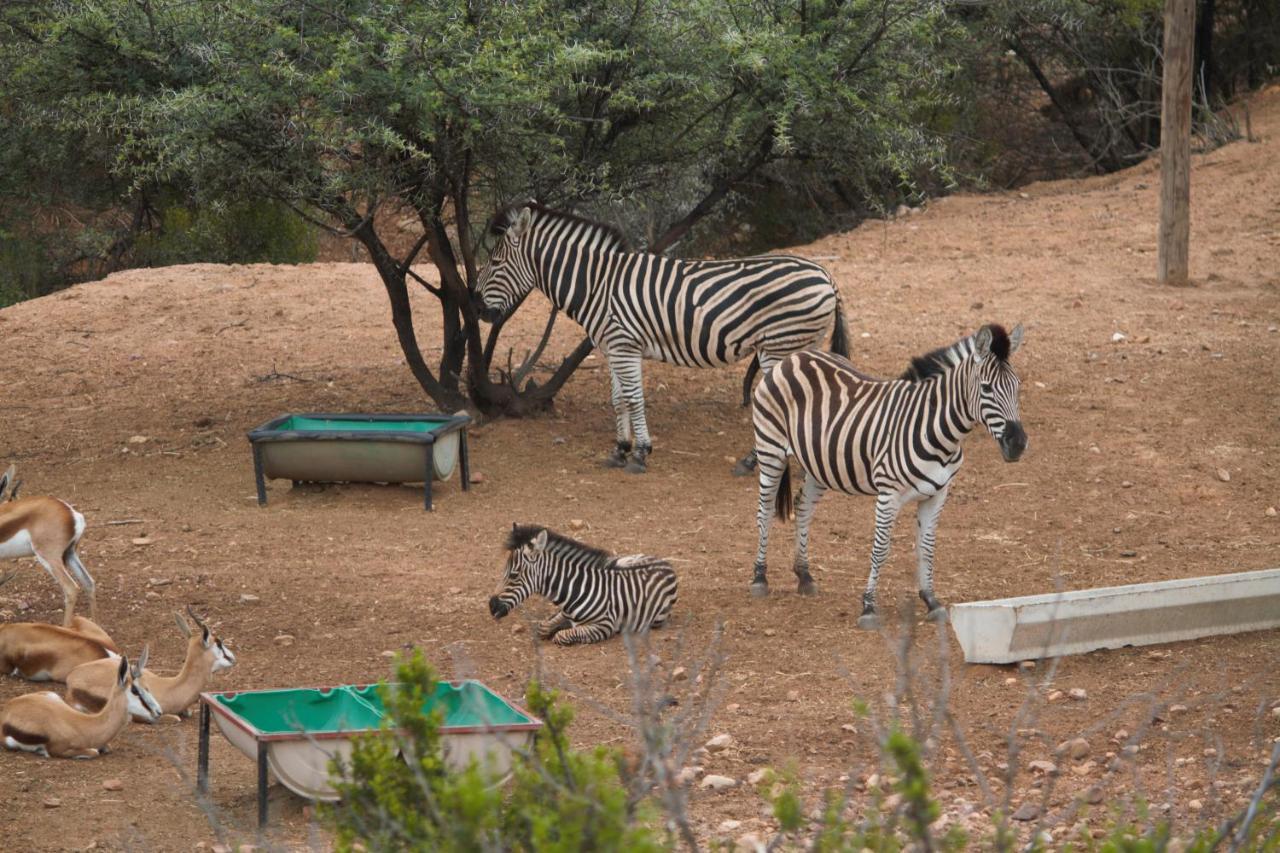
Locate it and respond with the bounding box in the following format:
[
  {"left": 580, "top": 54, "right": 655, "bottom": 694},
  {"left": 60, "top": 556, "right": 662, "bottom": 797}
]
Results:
[
  {"left": 552, "top": 622, "right": 615, "bottom": 646},
  {"left": 914, "top": 485, "right": 951, "bottom": 623},
  {"left": 792, "top": 472, "right": 827, "bottom": 596},
  {"left": 858, "top": 492, "right": 905, "bottom": 630},
  {"left": 604, "top": 359, "right": 633, "bottom": 468},
  {"left": 751, "top": 449, "right": 788, "bottom": 597}
]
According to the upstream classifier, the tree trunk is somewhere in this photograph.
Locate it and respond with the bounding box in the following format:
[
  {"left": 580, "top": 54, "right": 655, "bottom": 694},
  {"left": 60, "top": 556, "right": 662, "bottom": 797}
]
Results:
[{"left": 1158, "top": 0, "right": 1195, "bottom": 285}]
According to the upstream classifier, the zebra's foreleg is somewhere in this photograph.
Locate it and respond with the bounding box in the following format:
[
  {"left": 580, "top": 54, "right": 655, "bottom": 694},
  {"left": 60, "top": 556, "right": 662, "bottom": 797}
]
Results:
[
  {"left": 914, "top": 485, "right": 951, "bottom": 623},
  {"left": 552, "top": 621, "right": 616, "bottom": 646},
  {"left": 792, "top": 472, "right": 826, "bottom": 596},
  {"left": 858, "top": 492, "right": 905, "bottom": 630},
  {"left": 614, "top": 352, "right": 652, "bottom": 474},
  {"left": 752, "top": 450, "right": 787, "bottom": 596},
  {"left": 604, "top": 362, "right": 632, "bottom": 468},
  {"left": 537, "top": 610, "right": 573, "bottom": 640}
]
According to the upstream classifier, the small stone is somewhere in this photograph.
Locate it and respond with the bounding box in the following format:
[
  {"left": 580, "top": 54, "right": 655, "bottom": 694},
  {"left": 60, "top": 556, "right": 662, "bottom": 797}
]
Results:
[
  {"left": 1120, "top": 550, "right": 1138, "bottom": 558},
  {"left": 718, "top": 819, "right": 743, "bottom": 833},
  {"left": 1114, "top": 728, "right": 1129, "bottom": 742},
  {"left": 746, "top": 768, "right": 772, "bottom": 785},
  {"left": 1028, "top": 760, "right": 1057, "bottom": 775},
  {"left": 447, "top": 587, "right": 462, "bottom": 595},
  {"left": 148, "top": 577, "right": 172, "bottom": 587},
  {"left": 1189, "top": 799, "right": 1203, "bottom": 811},
  {"left": 569, "top": 519, "right": 585, "bottom": 530},
  {"left": 1005, "top": 677, "right": 1018, "bottom": 686},
  {"left": 239, "top": 593, "right": 260, "bottom": 604},
  {"left": 671, "top": 666, "right": 688, "bottom": 681},
  {"left": 469, "top": 471, "right": 487, "bottom": 484},
  {"left": 762, "top": 628, "right": 777, "bottom": 637},
  {"left": 1060, "top": 738, "right": 1090, "bottom": 760},
  {"left": 511, "top": 623, "right": 526, "bottom": 634},
  {"left": 675, "top": 766, "right": 703, "bottom": 785},
  {"left": 786, "top": 689, "right": 801, "bottom": 702},
  {"left": 43, "top": 797, "right": 61, "bottom": 808},
  {"left": 1071, "top": 760, "right": 1097, "bottom": 776},
  {"left": 1203, "top": 748, "right": 1217, "bottom": 758},
  {"left": 145, "top": 591, "right": 161, "bottom": 600},
  {"left": 1019, "top": 660, "right": 1036, "bottom": 671},
  {"left": 1047, "top": 690, "right": 1065, "bottom": 702},
  {"left": 132, "top": 537, "right": 153, "bottom": 546},
  {"left": 865, "top": 773, "right": 881, "bottom": 789},
  {"left": 552, "top": 436, "right": 567, "bottom": 445},
  {"left": 1111, "top": 332, "right": 1127, "bottom": 343},
  {"left": 1216, "top": 468, "right": 1231, "bottom": 482},
  {"left": 1084, "top": 787, "right": 1105, "bottom": 805},
  {"left": 128, "top": 435, "right": 149, "bottom": 444},
  {"left": 841, "top": 723, "right": 857, "bottom": 734},
  {"left": 1069, "top": 688, "right": 1088, "bottom": 701},
  {"left": 705, "top": 734, "right": 734, "bottom": 752},
  {"left": 1011, "top": 802, "right": 1041, "bottom": 821},
  {"left": 274, "top": 634, "right": 295, "bottom": 647},
  {"left": 102, "top": 779, "right": 124, "bottom": 792},
  {"left": 700, "top": 774, "right": 737, "bottom": 791},
  {"left": 380, "top": 650, "right": 396, "bottom": 658},
  {"left": 1169, "top": 703, "right": 1188, "bottom": 714},
  {"left": 1266, "top": 507, "right": 1277, "bottom": 517},
  {"left": 1121, "top": 480, "right": 1134, "bottom": 488},
  {"left": 735, "top": 833, "right": 765, "bottom": 853}
]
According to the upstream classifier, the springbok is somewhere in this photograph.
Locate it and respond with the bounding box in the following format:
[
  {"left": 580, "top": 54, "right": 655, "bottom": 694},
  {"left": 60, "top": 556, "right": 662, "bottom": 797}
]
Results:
[
  {"left": 0, "top": 652, "right": 162, "bottom": 758},
  {"left": 0, "top": 622, "right": 115, "bottom": 681},
  {"left": 0, "top": 467, "right": 96, "bottom": 626},
  {"left": 66, "top": 608, "right": 235, "bottom": 720},
  {"left": 66, "top": 616, "right": 119, "bottom": 653}
]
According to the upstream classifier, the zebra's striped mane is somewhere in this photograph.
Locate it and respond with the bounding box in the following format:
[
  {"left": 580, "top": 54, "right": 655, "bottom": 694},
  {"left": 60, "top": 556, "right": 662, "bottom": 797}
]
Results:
[
  {"left": 900, "top": 324, "right": 1010, "bottom": 382},
  {"left": 505, "top": 525, "right": 612, "bottom": 567},
  {"left": 488, "top": 202, "right": 630, "bottom": 252}
]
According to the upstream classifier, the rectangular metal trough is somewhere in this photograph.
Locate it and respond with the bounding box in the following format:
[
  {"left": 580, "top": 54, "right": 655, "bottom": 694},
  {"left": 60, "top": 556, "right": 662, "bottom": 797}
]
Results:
[
  {"left": 198, "top": 681, "right": 542, "bottom": 826},
  {"left": 949, "top": 567, "right": 1280, "bottom": 664},
  {"left": 247, "top": 412, "right": 471, "bottom": 510}
]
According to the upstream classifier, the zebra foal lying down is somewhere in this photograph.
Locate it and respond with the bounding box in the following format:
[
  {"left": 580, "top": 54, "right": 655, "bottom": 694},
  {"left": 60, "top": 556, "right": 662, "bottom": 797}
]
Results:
[
  {"left": 751, "top": 323, "right": 1027, "bottom": 628},
  {"left": 488, "top": 525, "right": 678, "bottom": 646}
]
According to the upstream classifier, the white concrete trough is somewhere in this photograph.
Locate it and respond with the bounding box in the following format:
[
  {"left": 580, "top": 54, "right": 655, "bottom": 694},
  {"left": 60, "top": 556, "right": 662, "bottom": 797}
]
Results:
[{"left": 949, "top": 568, "right": 1280, "bottom": 664}]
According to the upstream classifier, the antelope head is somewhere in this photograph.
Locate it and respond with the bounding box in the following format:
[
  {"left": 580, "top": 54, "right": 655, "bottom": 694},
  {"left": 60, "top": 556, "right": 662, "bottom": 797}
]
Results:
[{"left": 176, "top": 607, "right": 236, "bottom": 672}]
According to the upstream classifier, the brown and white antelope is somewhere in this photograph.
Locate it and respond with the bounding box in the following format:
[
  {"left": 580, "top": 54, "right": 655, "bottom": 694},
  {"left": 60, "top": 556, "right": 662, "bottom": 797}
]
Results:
[
  {"left": 0, "top": 467, "right": 96, "bottom": 626},
  {"left": 0, "top": 652, "right": 162, "bottom": 758},
  {"left": 65, "top": 608, "right": 235, "bottom": 720},
  {"left": 0, "top": 621, "right": 117, "bottom": 681}
]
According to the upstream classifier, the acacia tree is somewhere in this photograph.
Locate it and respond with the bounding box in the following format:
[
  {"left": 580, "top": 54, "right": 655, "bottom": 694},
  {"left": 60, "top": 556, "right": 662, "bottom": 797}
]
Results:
[{"left": 5, "top": 0, "right": 958, "bottom": 414}]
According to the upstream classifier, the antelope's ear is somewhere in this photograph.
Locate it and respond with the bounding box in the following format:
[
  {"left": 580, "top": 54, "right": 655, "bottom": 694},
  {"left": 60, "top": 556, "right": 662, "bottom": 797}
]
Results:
[
  {"left": 136, "top": 644, "right": 150, "bottom": 674},
  {"left": 174, "top": 611, "right": 192, "bottom": 638},
  {"left": 201, "top": 625, "right": 213, "bottom": 649},
  {"left": 531, "top": 529, "right": 549, "bottom": 552},
  {"left": 117, "top": 656, "right": 130, "bottom": 686},
  {"left": 973, "top": 326, "right": 994, "bottom": 362},
  {"left": 0, "top": 464, "right": 11, "bottom": 499},
  {"left": 1008, "top": 323, "right": 1025, "bottom": 355},
  {"left": 509, "top": 206, "right": 533, "bottom": 239}
]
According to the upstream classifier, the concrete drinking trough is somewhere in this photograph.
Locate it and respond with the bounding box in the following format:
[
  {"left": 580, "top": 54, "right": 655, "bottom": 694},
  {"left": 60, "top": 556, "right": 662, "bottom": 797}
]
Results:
[
  {"left": 247, "top": 413, "right": 471, "bottom": 510},
  {"left": 198, "top": 681, "right": 541, "bottom": 826},
  {"left": 949, "top": 567, "right": 1280, "bottom": 664}
]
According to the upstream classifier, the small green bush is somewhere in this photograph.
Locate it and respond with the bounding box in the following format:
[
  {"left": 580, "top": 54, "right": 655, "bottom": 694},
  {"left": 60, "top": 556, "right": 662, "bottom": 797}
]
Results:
[
  {"left": 325, "top": 651, "right": 661, "bottom": 852},
  {"left": 133, "top": 199, "right": 317, "bottom": 267}
]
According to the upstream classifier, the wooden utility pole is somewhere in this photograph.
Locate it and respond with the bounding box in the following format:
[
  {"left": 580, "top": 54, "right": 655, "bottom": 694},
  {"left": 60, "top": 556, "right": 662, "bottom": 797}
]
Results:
[{"left": 1158, "top": 0, "right": 1195, "bottom": 284}]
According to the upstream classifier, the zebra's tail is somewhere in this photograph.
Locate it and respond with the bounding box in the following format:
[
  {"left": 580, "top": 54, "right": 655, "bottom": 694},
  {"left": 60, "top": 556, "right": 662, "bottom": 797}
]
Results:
[
  {"left": 829, "top": 299, "right": 850, "bottom": 358},
  {"left": 774, "top": 463, "right": 794, "bottom": 521},
  {"left": 741, "top": 356, "right": 761, "bottom": 408}
]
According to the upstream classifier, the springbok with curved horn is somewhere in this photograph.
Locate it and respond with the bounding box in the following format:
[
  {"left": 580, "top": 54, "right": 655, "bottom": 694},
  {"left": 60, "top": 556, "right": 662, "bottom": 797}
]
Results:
[
  {"left": 1, "top": 651, "right": 162, "bottom": 758},
  {"left": 66, "top": 607, "right": 235, "bottom": 720},
  {"left": 0, "top": 467, "right": 96, "bottom": 626}
]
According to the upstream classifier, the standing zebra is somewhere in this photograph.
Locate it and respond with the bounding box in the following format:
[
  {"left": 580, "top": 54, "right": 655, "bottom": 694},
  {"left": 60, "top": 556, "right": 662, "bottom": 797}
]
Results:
[
  {"left": 474, "top": 202, "right": 849, "bottom": 474},
  {"left": 488, "top": 524, "right": 678, "bottom": 646},
  {"left": 750, "top": 324, "right": 1027, "bottom": 628}
]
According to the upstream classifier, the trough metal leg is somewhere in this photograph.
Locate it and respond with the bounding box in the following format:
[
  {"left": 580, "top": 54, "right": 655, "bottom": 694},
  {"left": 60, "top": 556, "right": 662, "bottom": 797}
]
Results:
[
  {"left": 424, "top": 448, "right": 434, "bottom": 512},
  {"left": 197, "top": 702, "right": 210, "bottom": 794},
  {"left": 257, "top": 741, "right": 269, "bottom": 829},
  {"left": 460, "top": 430, "right": 471, "bottom": 492},
  {"left": 252, "top": 444, "right": 268, "bottom": 506}
]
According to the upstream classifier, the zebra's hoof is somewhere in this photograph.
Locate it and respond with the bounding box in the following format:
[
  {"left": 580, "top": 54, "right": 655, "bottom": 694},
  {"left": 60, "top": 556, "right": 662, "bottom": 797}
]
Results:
[
  {"left": 925, "top": 606, "right": 949, "bottom": 624},
  {"left": 796, "top": 579, "right": 817, "bottom": 596},
  {"left": 856, "top": 613, "right": 880, "bottom": 630},
  {"left": 750, "top": 581, "right": 770, "bottom": 598},
  {"left": 731, "top": 457, "right": 757, "bottom": 477},
  {"left": 602, "top": 454, "right": 627, "bottom": 469},
  {"left": 624, "top": 460, "right": 647, "bottom": 474}
]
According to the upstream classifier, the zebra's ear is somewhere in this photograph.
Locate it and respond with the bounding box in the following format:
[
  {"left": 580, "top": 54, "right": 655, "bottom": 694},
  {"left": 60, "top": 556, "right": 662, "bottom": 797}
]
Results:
[
  {"left": 1008, "top": 323, "right": 1025, "bottom": 355},
  {"left": 531, "top": 529, "right": 549, "bottom": 552},
  {"left": 973, "top": 326, "right": 994, "bottom": 361},
  {"left": 509, "top": 206, "right": 533, "bottom": 239}
]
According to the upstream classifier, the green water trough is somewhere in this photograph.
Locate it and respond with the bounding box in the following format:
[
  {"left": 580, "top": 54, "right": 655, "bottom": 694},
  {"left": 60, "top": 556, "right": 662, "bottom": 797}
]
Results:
[{"left": 198, "top": 681, "right": 541, "bottom": 825}]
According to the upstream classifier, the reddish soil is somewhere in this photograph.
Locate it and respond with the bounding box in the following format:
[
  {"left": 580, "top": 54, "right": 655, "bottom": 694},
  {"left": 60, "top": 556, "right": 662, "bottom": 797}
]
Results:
[{"left": 2, "top": 87, "right": 1279, "bottom": 851}]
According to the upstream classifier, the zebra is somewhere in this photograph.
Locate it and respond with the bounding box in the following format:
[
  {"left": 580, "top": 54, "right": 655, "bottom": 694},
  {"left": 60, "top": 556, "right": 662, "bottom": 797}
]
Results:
[
  {"left": 474, "top": 202, "right": 849, "bottom": 475},
  {"left": 488, "top": 524, "right": 679, "bottom": 646},
  {"left": 749, "top": 323, "right": 1027, "bottom": 629}
]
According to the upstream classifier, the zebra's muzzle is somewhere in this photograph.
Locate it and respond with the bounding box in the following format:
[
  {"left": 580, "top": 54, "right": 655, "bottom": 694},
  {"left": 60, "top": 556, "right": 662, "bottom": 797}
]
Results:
[
  {"left": 1000, "top": 421, "right": 1027, "bottom": 462},
  {"left": 488, "top": 596, "right": 510, "bottom": 619}
]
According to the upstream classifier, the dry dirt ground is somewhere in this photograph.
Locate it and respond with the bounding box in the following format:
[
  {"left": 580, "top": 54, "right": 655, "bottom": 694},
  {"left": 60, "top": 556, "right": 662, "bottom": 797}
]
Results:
[{"left": 2, "top": 88, "right": 1279, "bottom": 852}]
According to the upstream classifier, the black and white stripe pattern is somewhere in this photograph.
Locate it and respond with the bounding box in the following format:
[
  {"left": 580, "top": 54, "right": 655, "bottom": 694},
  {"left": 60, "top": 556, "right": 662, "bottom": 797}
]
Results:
[
  {"left": 488, "top": 525, "right": 678, "bottom": 645},
  {"left": 750, "top": 324, "right": 1027, "bottom": 628},
  {"left": 474, "top": 203, "right": 849, "bottom": 473}
]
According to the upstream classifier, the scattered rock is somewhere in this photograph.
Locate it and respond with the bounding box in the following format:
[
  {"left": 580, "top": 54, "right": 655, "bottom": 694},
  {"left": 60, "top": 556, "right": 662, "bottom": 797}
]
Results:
[
  {"left": 128, "top": 435, "right": 149, "bottom": 444},
  {"left": 718, "top": 819, "right": 743, "bottom": 833},
  {"left": 131, "top": 537, "right": 154, "bottom": 546},
  {"left": 1216, "top": 468, "right": 1231, "bottom": 483},
  {"left": 469, "top": 471, "right": 487, "bottom": 485},
  {"left": 1111, "top": 332, "right": 1128, "bottom": 343},
  {"left": 735, "top": 832, "right": 766, "bottom": 853},
  {"left": 671, "top": 666, "right": 688, "bottom": 681},
  {"left": 239, "top": 593, "right": 260, "bottom": 604},
  {"left": 1018, "top": 660, "right": 1036, "bottom": 671},
  {"left": 1084, "top": 787, "right": 1105, "bottom": 805},
  {"left": 1266, "top": 507, "right": 1276, "bottom": 517},
  {"left": 102, "top": 779, "right": 124, "bottom": 792},
  {"left": 1060, "top": 738, "right": 1091, "bottom": 760},
  {"left": 705, "top": 733, "right": 734, "bottom": 752},
  {"left": 675, "top": 766, "right": 703, "bottom": 785},
  {"left": 1114, "top": 728, "right": 1129, "bottom": 742},
  {"left": 447, "top": 587, "right": 462, "bottom": 595},
  {"left": 1071, "top": 760, "right": 1097, "bottom": 777},
  {"left": 1004, "top": 677, "right": 1018, "bottom": 686},
  {"left": 147, "top": 577, "right": 172, "bottom": 587},
  {"left": 379, "top": 650, "right": 396, "bottom": 658},
  {"left": 841, "top": 723, "right": 857, "bottom": 734},
  {"left": 1169, "top": 703, "right": 1188, "bottom": 715},
  {"left": 552, "top": 436, "right": 567, "bottom": 445},
  {"left": 569, "top": 519, "right": 585, "bottom": 530},
  {"left": 700, "top": 774, "right": 737, "bottom": 791},
  {"left": 762, "top": 628, "right": 777, "bottom": 637},
  {"left": 746, "top": 768, "right": 772, "bottom": 785},
  {"left": 511, "top": 623, "right": 526, "bottom": 634},
  {"left": 43, "top": 797, "right": 61, "bottom": 808},
  {"left": 865, "top": 773, "right": 881, "bottom": 789},
  {"left": 274, "top": 634, "right": 295, "bottom": 647},
  {"left": 145, "top": 591, "right": 161, "bottom": 601},
  {"left": 1028, "top": 760, "right": 1057, "bottom": 775},
  {"left": 1188, "top": 799, "right": 1203, "bottom": 811},
  {"left": 786, "top": 689, "right": 801, "bottom": 702},
  {"left": 1047, "top": 690, "right": 1065, "bottom": 702},
  {"left": 1069, "top": 688, "right": 1088, "bottom": 701},
  {"left": 1011, "top": 802, "right": 1041, "bottom": 821}
]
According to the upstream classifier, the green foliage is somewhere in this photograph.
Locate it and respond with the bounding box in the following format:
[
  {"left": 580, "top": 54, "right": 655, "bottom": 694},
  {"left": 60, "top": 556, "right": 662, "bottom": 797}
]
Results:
[
  {"left": 133, "top": 199, "right": 316, "bottom": 267},
  {"left": 325, "top": 650, "right": 660, "bottom": 852}
]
